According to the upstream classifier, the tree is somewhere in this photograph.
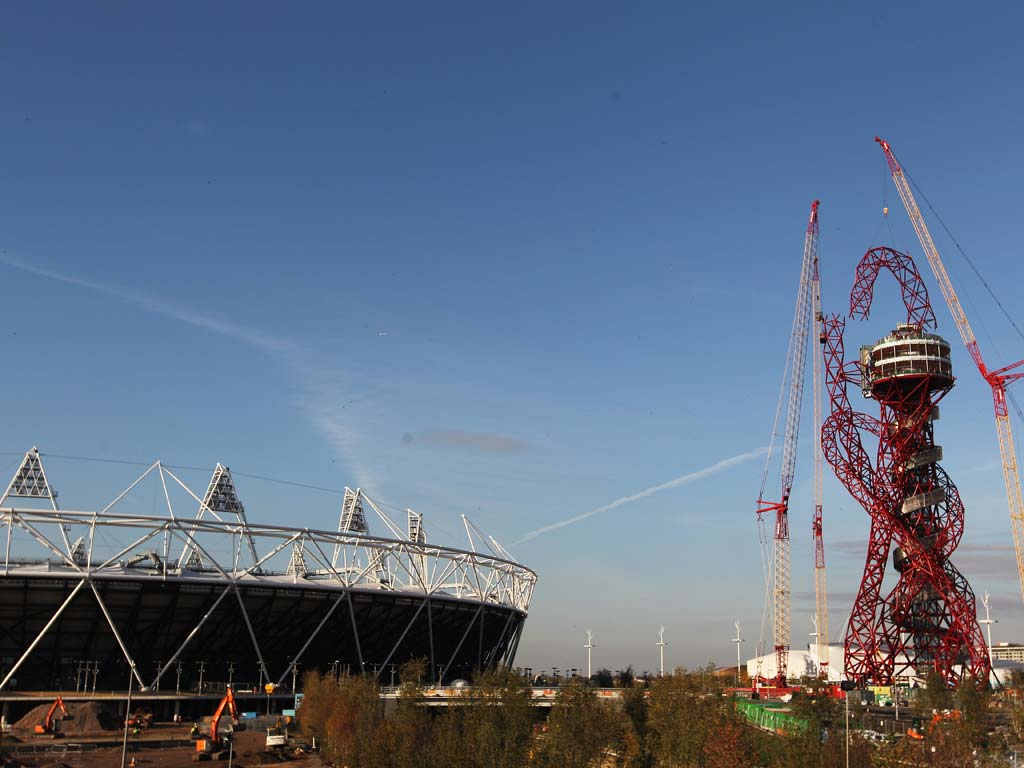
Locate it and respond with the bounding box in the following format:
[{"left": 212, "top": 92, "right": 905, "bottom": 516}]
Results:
[
  {"left": 647, "top": 672, "right": 720, "bottom": 766},
  {"left": 382, "top": 660, "right": 434, "bottom": 768},
  {"left": 954, "top": 678, "right": 992, "bottom": 747},
  {"left": 915, "top": 668, "right": 954, "bottom": 714},
  {"left": 620, "top": 683, "right": 652, "bottom": 768},
  {"left": 616, "top": 666, "right": 636, "bottom": 688},
  {"left": 702, "top": 719, "right": 754, "bottom": 768},
  {"left": 297, "top": 669, "right": 338, "bottom": 746},
  {"left": 461, "top": 668, "right": 535, "bottom": 768},
  {"left": 322, "top": 674, "right": 385, "bottom": 768},
  {"left": 539, "top": 682, "right": 617, "bottom": 768}
]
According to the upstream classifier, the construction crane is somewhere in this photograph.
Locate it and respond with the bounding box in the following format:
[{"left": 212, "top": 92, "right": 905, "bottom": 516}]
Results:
[
  {"left": 877, "top": 137, "right": 1024, "bottom": 602},
  {"left": 757, "top": 200, "right": 820, "bottom": 686},
  {"left": 811, "top": 206, "right": 830, "bottom": 678}
]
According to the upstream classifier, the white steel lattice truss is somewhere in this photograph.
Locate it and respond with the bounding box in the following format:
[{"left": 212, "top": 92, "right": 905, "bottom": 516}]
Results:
[{"left": 0, "top": 449, "right": 536, "bottom": 692}]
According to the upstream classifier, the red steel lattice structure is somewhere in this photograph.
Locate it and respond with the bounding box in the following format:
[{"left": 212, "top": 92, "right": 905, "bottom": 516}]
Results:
[{"left": 821, "top": 246, "right": 990, "bottom": 686}]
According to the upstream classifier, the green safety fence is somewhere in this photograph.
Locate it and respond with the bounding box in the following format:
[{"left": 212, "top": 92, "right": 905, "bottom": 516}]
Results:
[{"left": 734, "top": 697, "right": 809, "bottom": 735}]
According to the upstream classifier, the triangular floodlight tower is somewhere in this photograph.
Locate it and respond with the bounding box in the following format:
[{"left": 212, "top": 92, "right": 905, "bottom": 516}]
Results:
[
  {"left": 287, "top": 543, "right": 309, "bottom": 578},
  {"left": 0, "top": 447, "right": 59, "bottom": 509},
  {"left": 407, "top": 509, "right": 427, "bottom": 586},
  {"left": 332, "top": 487, "right": 367, "bottom": 569},
  {"left": 340, "top": 487, "right": 368, "bottom": 533},
  {"left": 178, "top": 463, "right": 258, "bottom": 570},
  {"left": 0, "top": 447, "right": 76, "bottom": 560},
  {"left": 407, "top": 509, "right": 426, "bottom": 544}
]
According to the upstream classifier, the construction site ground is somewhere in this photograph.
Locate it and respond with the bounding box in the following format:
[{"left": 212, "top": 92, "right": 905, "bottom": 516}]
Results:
[{"left": 2, "top": 722, "right": 322, "bottom": 767}]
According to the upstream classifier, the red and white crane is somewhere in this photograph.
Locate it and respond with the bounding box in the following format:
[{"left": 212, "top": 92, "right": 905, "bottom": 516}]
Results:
[
  {"left": 811, "top": 215, "right": 830, "bottom": 677},
  {"left": 877, "top": 137, "right": 1024, "bottom": 602},
  {"left": 757, "top": 201, "right": 822, "bottom": 686}
]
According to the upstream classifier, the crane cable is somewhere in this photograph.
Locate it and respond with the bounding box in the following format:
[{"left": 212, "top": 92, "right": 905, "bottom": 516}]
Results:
[{"left": 898, "top": 158, "right": 1024, "bottom": 425}]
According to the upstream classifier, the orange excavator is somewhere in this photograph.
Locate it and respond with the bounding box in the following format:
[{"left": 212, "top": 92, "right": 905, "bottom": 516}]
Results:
[
  {"left": 907, "top": 709, "right": 962, "bottom": 740},
  {"left": 193, "top": 687, "right": 246, "bottom": 761},
  {"left": 33, "top": 696, "right": 72, "bottom": 737}
]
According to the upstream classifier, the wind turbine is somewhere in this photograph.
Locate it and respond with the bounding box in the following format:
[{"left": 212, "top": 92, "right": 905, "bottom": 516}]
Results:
[
  {"left": 584, "top": 630, "right": 595, "bottom": 680},
  {"left": 656, "top": 626, "right": 667, "bottom": 677},
  {"left": 732, "top": 621, "right": 744, "bottom": 685}
]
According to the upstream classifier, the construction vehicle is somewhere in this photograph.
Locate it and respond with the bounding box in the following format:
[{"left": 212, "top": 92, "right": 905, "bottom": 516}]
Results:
[
  {"left": 266, "top": 724, "right": 288, "bottom": 750},
  {"left": 907, "top": 709, "right": 961, "bottom": 740},
  {"left": 127, "top": 706, "right": 153, "bottom": 731},
  {"left": 193, "top": 686, "right": 246, "bottom": 761},
  {"left": 33, "top": 696, "right": 72, "bottom": 737}
]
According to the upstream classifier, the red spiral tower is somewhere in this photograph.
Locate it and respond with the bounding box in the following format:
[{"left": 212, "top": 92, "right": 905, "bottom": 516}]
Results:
[{"left": 821, "top": 246, "right": 990, "bottom": 686}]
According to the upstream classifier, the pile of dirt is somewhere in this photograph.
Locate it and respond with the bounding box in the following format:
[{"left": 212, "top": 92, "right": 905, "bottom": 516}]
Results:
[{"left": 13, "top": 701, "right": 119, "bottom": 735}]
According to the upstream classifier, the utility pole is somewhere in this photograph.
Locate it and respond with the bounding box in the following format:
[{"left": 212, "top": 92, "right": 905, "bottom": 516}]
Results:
[
  {"left": 656, "top": 626, "right": 667, "bottom": 677},
  {"left": 120, "top": 662, "right": 136, "bottom": 768},
  {"left": 840, "top": 680, "right": 855, "bottom": 768},
  {"left": 584, "top": 630, "right": 595, "bottom": 681},
  {"left": 732, "top": 621, "right": 744, "bottom": 685}
]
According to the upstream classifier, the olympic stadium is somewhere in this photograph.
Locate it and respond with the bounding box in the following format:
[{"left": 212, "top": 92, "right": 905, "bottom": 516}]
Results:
[{"left": 0, "top": 448, "right": 536, "bottom": 702}]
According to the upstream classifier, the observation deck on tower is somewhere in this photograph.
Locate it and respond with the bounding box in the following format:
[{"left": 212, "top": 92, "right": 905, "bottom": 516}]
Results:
[{"left": 860, "top": 323, "right": 954, "bottom": 401}]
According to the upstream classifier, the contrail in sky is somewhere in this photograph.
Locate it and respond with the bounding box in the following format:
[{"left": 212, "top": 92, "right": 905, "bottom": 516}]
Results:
[
  {"left": 0, "top": 253, "right": 381, "bottom": 491},
  {"left": 0, "top": 253, "right": 295, "bottom": 353},
  {"left": 513, "top": 447, "right": 768, "bottom": 545}
]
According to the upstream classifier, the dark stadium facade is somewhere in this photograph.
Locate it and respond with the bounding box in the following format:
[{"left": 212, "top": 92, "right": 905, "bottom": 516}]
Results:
[{"left": 0, "top": 449, "right": 536, "bottom": 695}]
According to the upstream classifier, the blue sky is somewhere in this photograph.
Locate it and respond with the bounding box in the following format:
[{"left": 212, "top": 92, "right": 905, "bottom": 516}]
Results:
[{"left": 2, "top": 1, "right": 1023, "bottom": 674}]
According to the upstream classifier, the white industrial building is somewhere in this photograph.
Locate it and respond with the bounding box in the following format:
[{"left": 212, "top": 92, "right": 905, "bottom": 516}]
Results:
[
  {"left": 746, "top": 644, "right": 1022, "bottom": 687},
  {"left": 746, "top": 644, "right": 846, "bottom": 683}
]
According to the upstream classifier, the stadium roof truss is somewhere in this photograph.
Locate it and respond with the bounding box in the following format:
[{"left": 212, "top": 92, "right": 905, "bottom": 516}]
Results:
[{"left": 0, "top": 448, "right": 536, "bottom": 692}]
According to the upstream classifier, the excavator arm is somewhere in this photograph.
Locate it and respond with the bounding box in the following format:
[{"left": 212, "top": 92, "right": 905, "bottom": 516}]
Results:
[{"left": 209, "top": 686, "right": 240, "bottom": 745}]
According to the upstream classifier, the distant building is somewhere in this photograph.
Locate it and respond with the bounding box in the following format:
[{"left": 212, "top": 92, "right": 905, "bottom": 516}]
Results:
[
  {"left": 992, "top": 643, "right": 1024, "bottom": 663},
  {"left": 745, "top": 643, "right": 1023, "bottom": 687},
  {"left": 745, "top": 644, "right": 846, "bottom": 684}
]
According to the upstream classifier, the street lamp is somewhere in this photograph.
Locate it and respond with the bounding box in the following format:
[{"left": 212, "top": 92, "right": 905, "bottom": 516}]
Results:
[{"left": 840, "top": 680, "right": 856, "bottom": 768}]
